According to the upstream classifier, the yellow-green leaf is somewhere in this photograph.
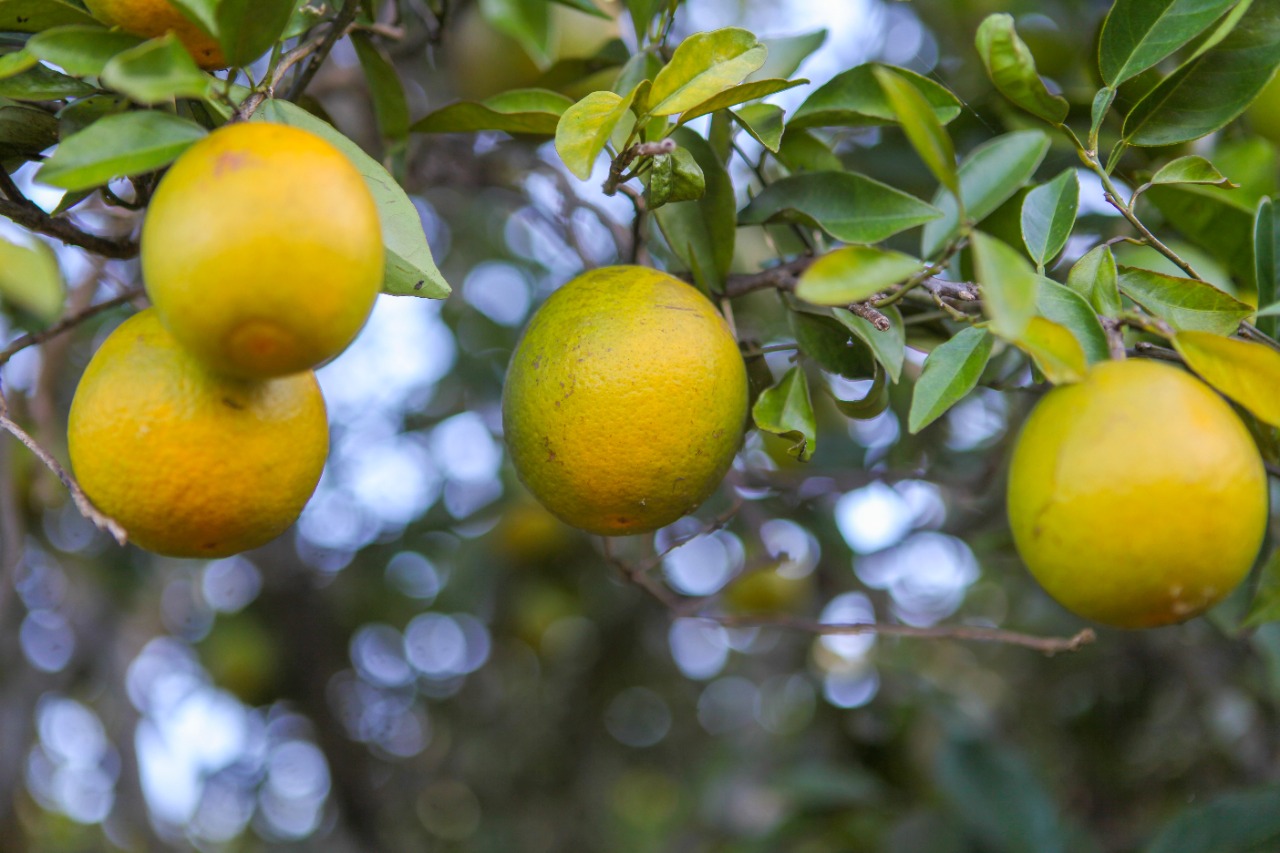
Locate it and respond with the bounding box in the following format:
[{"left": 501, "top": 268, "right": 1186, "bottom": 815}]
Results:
[
  {"left": 795, "top": 246, "right": 922, "bottom": 306},
  {"left": 1174, "top": 330, "right": 1280, "bottom": 426},
  {"left": 554, "top": 87, "right": 637, "bottom": 180},
  {"left": 648, "top": 28, "right": 767, "bottom": 117},
  {"left": 1013, "top": 316, "right": 1087, "bottom": 384}
]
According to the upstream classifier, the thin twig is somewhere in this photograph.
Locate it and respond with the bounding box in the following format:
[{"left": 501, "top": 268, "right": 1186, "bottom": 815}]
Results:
[
  {"left": 919, "top": 276, "right": 978, "bottom": 301},
  {"left": 286, "top": 0, "right": 362, "bottom": 102},
  {"left": 721, "top": 256, "right": 812, "bottom": 298},
  {"left": 1129, "top": 341, "right": 1182, "bottom": 363},
  {"left": 0, "top": 198, "right": 139, "bottom": 259},
  {"left": 0, "top": 286, "right": 144, "bottom": 368},
  {"left": 0, "top": 389, "right": 125, "bottom": 544},
  {"left": 603, "top": 139, "right": 676, "bottom": 196},
  {"left": 847, "top": 301, "right": 891, "bottom": 331}
]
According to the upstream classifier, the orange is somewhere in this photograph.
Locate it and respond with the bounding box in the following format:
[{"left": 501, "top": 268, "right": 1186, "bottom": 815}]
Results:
[
  {"left": 142, "top": 122, "right": 382, "bottom": 379},
  {"left": 1007, "top": 359, "right": 1267, "bottom": 628},
  {"left": 502, "top": 266, "right": 748, "bottom": 536},
  {"left": 68, "top": 310, "right": 328, "bottom": 558},
  {"left": 83, "top": 0, "right": 227, "bottom": 70}
]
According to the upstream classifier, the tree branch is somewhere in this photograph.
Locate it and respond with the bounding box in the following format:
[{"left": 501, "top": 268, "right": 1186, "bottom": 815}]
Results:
[
  {"left": 0, "top": 286, "right": 144, "bottom": 368},
  {"left": 721, "top": 256, "right": 813, "bottom": 298},
  {"left": 0, "top": 197, "right": 139, "bottom": 259},
  {"left": 286, "top": 0, "right": 362, "bottom": 102}
]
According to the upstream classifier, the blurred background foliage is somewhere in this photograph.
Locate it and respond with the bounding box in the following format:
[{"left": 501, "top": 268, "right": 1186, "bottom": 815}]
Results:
[{"left": 2, "top": 0, "right": 1280, "bottom": 850}]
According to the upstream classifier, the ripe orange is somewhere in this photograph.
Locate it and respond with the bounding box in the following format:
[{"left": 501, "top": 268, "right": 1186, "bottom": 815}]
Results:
[
  {"left": 68, "top": 310, "right": 328, "bottom": 558},
  {"left": 83, "top": 0, "right": 227, "bottom": 70},
  {"left": 502, "top": 266, "right": 748, "bottom": 536},
  {"left": 142, "top": 122, "right": 382, "bottom": 380},
  {"left": 1007, "top": 359, "right": 1267, "bottom": 628}
]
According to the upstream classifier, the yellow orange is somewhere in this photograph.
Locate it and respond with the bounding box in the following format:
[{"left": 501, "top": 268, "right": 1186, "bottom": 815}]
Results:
[{"left": 83, "top": 0, "right": 227, "bottom": 69}]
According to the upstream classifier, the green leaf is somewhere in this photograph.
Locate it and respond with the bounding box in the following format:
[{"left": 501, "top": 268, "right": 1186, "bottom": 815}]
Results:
[
  {"left": 624, "top": 0, "right": 661, "bottom": 43},
  {"left": 1037, "top": 277, "right": 1110, "bottom": 364},
  {"left": 921, "top": 130, "right": 1050, "bottom": 257},
  {"left": 1173, "top": 330, "right": 1280, "bottom": 426},
  {"left": 213, "top": 0, "right": 295, "bottom": 67},
  {"left": 791, "top": 63, "right": 962, "bottom": 130},
  {"left": 1255, "top": 197, "right": 1279, "bottom": 337},
  {"left": 1068, "top": 244, "right": 1123, "bottom": 317},
  {"left": 1118, "top": 266, "right": 1254, "bottom": 334},
  {"left": 1243, "top": 550, "right": 1280, "bottom": 628},
  {"left": 55, "top": 93, "right": 129, "bottom": 138},
  {"left": 676, "top": 78, "right": 805, "bottom": 125},
  {"left": 730, "top": 103, "right": 785, "bottom": 152},
  {"left": 0, "top": 0, "right": 97, "bottom": 32},
  {"left": 0, "top": 50, "right": 38, "bottom": 80},
  {"left": 908, "top": 326, "right": 994, "bottom": 433},
  {"left": 975, "top": 14, "right": 1070, "bottom": 124},
  {"left": 166, "top": 0, "right": 217, "bottom": 38},
  {"left": 1020, "top": 169, "right": 1078, "bottom": 267},
  {"left": 833, "top": 304, "right": 906, "bottom": 383},
  {"left": 1144, "top": 784, "right": 1280, "bottom": 853},
  {"left": 100, "top": 35, "right": 211, "bottom": 105},
  {"left": 26, "top": 26, "right": 144, "bottom": 77},
  {"left": 872, "top": 65, "right": 957, "bottom": 198},
  {"left": 791, "top": 310, "right": 876, "bottom": 380},
  {"left": 1014, "top": 316, "right": 1087, "bottom": 384},
  {"left": 775, "top": 127, "right": 842, "bottom": 171},
  {"left": 480, "top": 0, "right": 552, "bottom": 67},
  {"left": 1099, "top": 0, "right": 1239, "bottom": 86},
  {"left": 644, "top": 146, "right": 703, "bottom": 208},
  {"left": 551, "top": 0, "right": 610, "bottom": 17},
  {"left": 827, "top": 366, "right": 891, "bottom": 420},
  {"left": 258, "top": 99, "right": 451, "bottom": 299},
  {"left": 748, "top": 30, "right": 827, "bottom": 83},
  {"left": 795, "top": 246, "right": 922, "bottom": 306},
  {"left": 0, "top": 236, "right": 64, "bottom": 321},
  {"left": 36, "top": 111, "right": 207, "bottom": 191},
  {"left": 752, "top": 366, "right": 816, "bottom": 461},
  {"left": 1150, "top": 154, "right": 1237, "bottom": 187},
  {"left": 739, "top": 171, "right": 941, "bottom": 244},
  {"left": 555, "top": 87, "right": 637, "bottom": 179},
  {"left": 413, "top": 88, "right": 573, "bottom": 136},
  {"left": 1123, "top": 1, "right": 1280, "bottom": 146},
  {"left": 653, "top": 127, "right": 735, "bottom": 293},
  {"left": 1090, "top": 86, "right": 1116, "bottom": 147},
  {"left": 0, "top": 63, "right": 93, "bottom": 100},
  {"left": 972, "top": 231, "right": 1037, "bottom": 339},
  {"left": 648, "top": 28, "right": 767, "bottom": 117},
  {"left": 936, "top": 736, "right": 1067, "bottom": 853},
  {"left": 1144, "top": 183, "right": 1257, "bottom": 285},
  {"left": 0, "top": 98, "right": 57, "bottom": 158},
  {"left": 352, "top": 33, "right": 410, "bottom": 143}
]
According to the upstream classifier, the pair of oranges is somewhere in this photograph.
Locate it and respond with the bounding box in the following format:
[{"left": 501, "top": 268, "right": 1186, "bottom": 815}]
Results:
[{"left": 68, "top": 122, "right": 383, "bottom": 558}]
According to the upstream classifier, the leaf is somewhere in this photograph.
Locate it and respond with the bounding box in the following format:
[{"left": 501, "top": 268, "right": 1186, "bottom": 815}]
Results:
[
  {"left": 352, "top": 33, "right": 410, "bottom": 143},
  {"left": 791, "top": 310, "right": 876, "bottom": 379},
  {"left": 922, "top": 130, "right": 1050, "bottom": 257},
  {"left": 258, "top": 99, "right": 451, "bottom": 299},
  {"left": 1144, "top": 183, "right": 1257, "bottom": 285},
  {"left": 872, "top": 65, "right": 957, "bottom": 197},
  {"left": 644, "top": 146, "right": 704, "bottom": 208},
  {"left": 36, "top": 111, "right": 207, "bottom": 191},
  {"left": 909, "top": 327, "right": 994, "bottom": 433},
  {"left": 653, "top": 128, "right": 735, "bottom": 292},
  {"left": 1243, "top": 550, "right": 1280, "bottom": 628},
  {"left": 0, "top": 63, "right": 93, "bottom": 101},
  {"left": 0, "top": 0, "right": 97, "bottom": 32},
  {"left": 551, "top": 0, "right": 610, "bottom": 17},
  {"left": 1256, "top": 197, "right": 1280, "bottom": 338},
  {"left": 775, "top": 127, "right": 842, "bottom": 172},
  {"left": 1123, "top": 1, "right": 1280, "bottom": 146},
  {"left": 624, "top": 0, "right": 661, "bottom": 43},
  {"left": 213, "top": 0, "right": 295, "bottom": 67},
  {"left": 26, "top": 26, "right": 144, "bottom": 77},
  {"left": 676, "top": 78, "right": 805, "bottom": 125},
  {"left": 1037, "top": 277, "right": 1110, "bottom": 364},
  {"left": 795, "top": 246, "right": 922, "bottom": 306},
  {"left": 739, "top": 171, "right": 941, "bottom": 244},
  {"left": 480, "top": 0, "right": 552, "bottom": 67},
  {"left": 0, "top": 50, "right": 37, "bottom": 80},
  {"left": 749, "top": 30, "right": 827, "bottom": 82},
  {"left": 648, "top": 28, "right": 767, "bottom": 117},
  {"left": 1014, "top": 316, "right": 1087, "bottom": 384},
  {"left": 1099, "top": 0, "right": 1239, "bottom": 86},
  {"left": 555, "top": 87, "right": 637, "bottom": 179},
  {"left": 975, "top": 14, "right": 1070, "bottom": 124},
  {"left": 1173, "top": 330, "right": 1280, "bottom": 426},
  {"left": 791, "top": 63, "right": 962, "bottom": 130},
  {"left": 936, "top": 736, "right": 1067, "bottom": 853},
  {"left": 827, "top": 366, "right": 891, "bottom": 420},
  {"left": 1118, "top": 267, "right": 1254, "bottom": 334},
  {"left": 1067, "top": 244, "right": 1123, "bottom": 317},
  {"left": 1150, "top": 154, "right": 1237, "bottom": 187},
  {"left": 1090, "top": 86, "right": 1116, "bottom": 146},
  {"left": 730, "top": 103, "right": 785, "bottom": 152},
  {"left": 100, "top": 34, "right": 211, "bottom": 105},
  {"left": 972, "top": 231, "right": 1037, "bottom": 339},
  {"left": 752, "top": 366, "right": 816, "bottom": 461},
  {"left": 1021, "top": 169, "right": 1078, "bottom": 267},
  {"left": 0, "top": 98, "right": 57, "bottom": 158},
  {"left": 0, "top": 236, "right": 64, "bottom": 321},
  {"left": 833, "top": 304, "right": 906, "bottom": 383},
  {"left": 414, "top": 88, "right": 573, "bottom": 135},
  {"left": 1144, "top": 784, "right": 1280, "bottom": 853}
]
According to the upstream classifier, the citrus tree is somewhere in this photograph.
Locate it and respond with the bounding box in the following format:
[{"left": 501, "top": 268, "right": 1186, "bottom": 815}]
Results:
[{"left": 2, "top": 0, "right": 1280, "bottom": 849}]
